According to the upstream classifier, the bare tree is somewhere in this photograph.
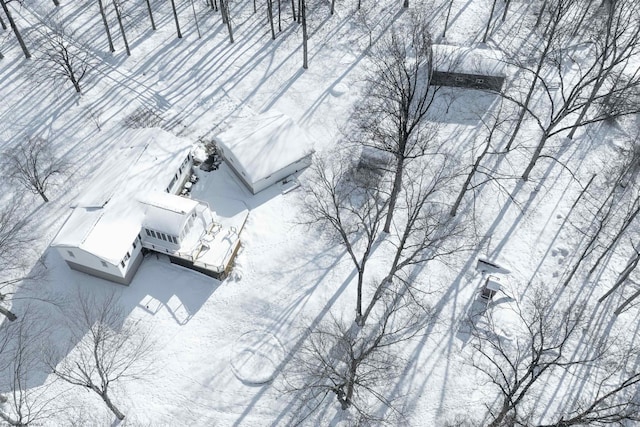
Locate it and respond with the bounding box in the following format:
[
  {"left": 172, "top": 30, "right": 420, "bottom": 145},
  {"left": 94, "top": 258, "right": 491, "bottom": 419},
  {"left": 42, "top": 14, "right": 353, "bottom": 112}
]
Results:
[
  {"left": 504, "top": 0, "right": 640, "bottom": 180},
  {"left": 562, "top": 135, "right": 640, "bottom": 287},
  {"left": 360, "top": 158, "right": 467, "bottom": 325},
  {"left": 536, "top": 343, "right": 640, "bottom": 426},
  {"left": 2, "top": 137, "right": 66, "bottom": 203},
  {"left": 0, "top": 201, "right": 29, "bottom": 322},
  {"left": 285, "top": 289, "right": 429, "bottom": 424},
  {"left": 354, "top": 13, "right": 440, "bottom": 233},
  {"left": 46, "top": 290, "right": 153, "bottom": 421},
  {"left": 33, "top": 24, "right": 93, "bottom": 94},
  {"left": 566, "top": 0, "right": 640, "bottom": 139},
  {"left": 0, "top": 0, "right": 30, "bottom": 59},
  {"left": 467, "top": 286, "right": 606, "bottom": 426},
  {"left": 0, "top": 310, "right": 62, "bottom": 425},
  {"left": 502, "top": 0, "right": 575, "bottom": 152},
  {"left": 302, "top": 152, "right": 388, "bottom": 324},
  {"left": 450, "top": 101, "right": 510, "bottom": 217}
]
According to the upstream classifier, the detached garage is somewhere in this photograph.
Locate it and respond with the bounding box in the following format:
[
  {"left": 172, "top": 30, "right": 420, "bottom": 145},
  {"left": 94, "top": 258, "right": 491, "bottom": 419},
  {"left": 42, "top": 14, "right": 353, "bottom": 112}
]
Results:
[
  {"left": 214, "top": 111, "right": 315, "bottom": 194},
  {"left": 430, "top": 44, "right": 507, "bottom": 92}
]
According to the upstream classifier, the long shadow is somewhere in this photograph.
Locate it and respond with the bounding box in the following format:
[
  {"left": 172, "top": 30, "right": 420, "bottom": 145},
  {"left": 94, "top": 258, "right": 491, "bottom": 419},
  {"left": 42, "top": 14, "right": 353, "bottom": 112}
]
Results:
[{"left": 234, "top": 247, "right": 357, "bottom": 426}]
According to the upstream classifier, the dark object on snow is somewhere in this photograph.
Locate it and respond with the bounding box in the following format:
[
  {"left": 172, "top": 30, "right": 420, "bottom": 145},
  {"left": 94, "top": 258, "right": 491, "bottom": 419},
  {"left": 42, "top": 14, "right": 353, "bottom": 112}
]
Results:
[
  {"left": 430, "top": 45, "right": 506, "bottom": 92},
  {"left": 199, "top": 154, "right": 218, "bottom": 172},
  {"left": 480, "top": 275, "right": 502, "bottom": 300}
]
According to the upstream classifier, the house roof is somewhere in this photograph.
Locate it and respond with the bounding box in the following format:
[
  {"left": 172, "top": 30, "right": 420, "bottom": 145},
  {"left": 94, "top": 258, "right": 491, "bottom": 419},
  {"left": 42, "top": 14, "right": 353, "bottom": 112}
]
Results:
[
  {"left": 432, "top": 45, "right": 507, "bottom": 77},
  {"left": 52, "top": 128, "right": 193, "bottom": 264},
  {"left": 139, "top": 192, "right": 200, "bottom": 237},
  {"left": 214, "top": 111, "right": 314, "bottom": 185}
]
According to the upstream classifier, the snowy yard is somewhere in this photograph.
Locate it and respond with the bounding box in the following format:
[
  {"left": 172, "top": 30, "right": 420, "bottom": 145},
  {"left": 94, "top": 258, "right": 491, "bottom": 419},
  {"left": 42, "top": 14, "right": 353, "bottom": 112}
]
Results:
[{"left": 0, "top": 0, "right": 639, "bottom": 425}]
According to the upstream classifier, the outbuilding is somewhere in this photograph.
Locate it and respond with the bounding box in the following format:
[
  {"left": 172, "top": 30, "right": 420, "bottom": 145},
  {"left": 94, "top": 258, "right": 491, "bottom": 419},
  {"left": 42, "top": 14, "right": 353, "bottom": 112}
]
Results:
[
  {"left": 430, "top": 44, "right": 507, "bottom": 92},
  {"left": 214, "top": 111, "right": 315, "bottom": 194}
]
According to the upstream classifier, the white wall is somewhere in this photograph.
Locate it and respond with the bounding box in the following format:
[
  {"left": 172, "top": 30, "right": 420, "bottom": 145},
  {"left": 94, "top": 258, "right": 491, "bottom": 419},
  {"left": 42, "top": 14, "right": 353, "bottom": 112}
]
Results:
[{"left": 56, "top": 245, "right": 123, "bottom": 278}]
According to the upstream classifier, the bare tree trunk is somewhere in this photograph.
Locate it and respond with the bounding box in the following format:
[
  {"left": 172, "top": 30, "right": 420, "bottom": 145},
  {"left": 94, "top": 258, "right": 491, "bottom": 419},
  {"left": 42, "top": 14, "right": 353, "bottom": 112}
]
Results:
[
  {"left": 0, "top": 0, "right": 31, "bottom": 59},
  {"left": 145, "top": 0, "right": 156, "bottom": 30},
  {"left": 505, "top": 17, "right": 556, "bottom": 151},
  {"left": 442, "top": 0, "right": 454, "bottom": 38},
  {"left": 0, "top": 13, "right": 6, "bottom": 30},
  {"left": 220, "top": 0, "right": 234, "bottom": 43},
  {"left": 615, "top": 287, "right": 640, "bottom": 315},
  {"left": 450, "top": 139, "right": 492, "bottom": 217},
  {"left": 588, "top": 200, "right": 640, "bottom": 277},
  {"left": 169, "top": 0, "right": 183, "bottom": 38},
  {"left": 190, "top": 0, "right": 201, "bottom": 38},
  {"left": 290, "top": 0, "right": 296, "bottom": 21},
  {"left": 98, "top": 0, "right": 115, "bottom": 52},
  {"left": 563, "top": 176, "right": 619, "bottom": 287},
  {"left": 383, "top": 154, "right": 404, "bottom": 233},
  {"left": 278, "top": 0, "right": 281, "bottom": 31},
  {"left": 403, "top": 0, "right": 408, "bottom": 8},
  {"left": 502, "top": 0, "right": 510, "bottom": 21},
  {"left": 330, "top": 0, "right": 335, "bottom": 14},
  {"left": 0, "top": 305, "right": 17, "bottom": 321},
  {"left": 567, "top": 77, "right": 605, "bottom": 139},
  {"left": 112, "top": 0, "right": 131, "bottom": 55},
  {"left": 521, "top": 131, "right": 549, "bottom": 180},
  {"left": 535, "top": 0, "right": 548, "bottom": 27},
  {"left": 100, "top": 391, "right": 125, "bottom": 421},
  {"left": 482, "top": 0, "right": 499, "bottom": 43},
  {"left": 267, "top": 0, "right": 276, "bottom": 39},
  {"left": 301, "top": 0, "right": 307, "bottom": 69},
  {"left": 599, "top": 247, "right": 640, "bottom": 303},
  {"left": 53, "top": 0, "right": 60, "bottom": 5}
]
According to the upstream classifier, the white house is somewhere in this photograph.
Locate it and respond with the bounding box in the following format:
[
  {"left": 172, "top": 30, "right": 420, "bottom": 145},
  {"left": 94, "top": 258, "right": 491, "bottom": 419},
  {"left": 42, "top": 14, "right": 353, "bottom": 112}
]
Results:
[
  {"left": 52, "top": 128, "right": 241, "bottom": 285},
  {"left": 214, "top": 111, "right": 315, "bottom": 194}
]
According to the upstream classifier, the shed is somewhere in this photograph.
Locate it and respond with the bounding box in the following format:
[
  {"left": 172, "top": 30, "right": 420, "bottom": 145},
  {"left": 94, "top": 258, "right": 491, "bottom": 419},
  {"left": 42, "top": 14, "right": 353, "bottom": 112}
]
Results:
[
  {"left": 214, "top": 111, "right": 315, "bottom": 194},
  {"left": 430, "top": 45, "right": 507, "bottom": 92}
]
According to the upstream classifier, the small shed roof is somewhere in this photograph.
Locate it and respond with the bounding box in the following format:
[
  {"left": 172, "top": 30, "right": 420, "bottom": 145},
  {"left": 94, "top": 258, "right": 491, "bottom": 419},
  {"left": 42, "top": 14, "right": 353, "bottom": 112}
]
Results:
[
  {"left": 214, "top": 111, "right": 314, "bottom": 185},
  {"left": 432, "top": 45, "right": 507, "bottom": 77},
  {"left": 485, "top": 276, "right": 502, "bottom": 292}
]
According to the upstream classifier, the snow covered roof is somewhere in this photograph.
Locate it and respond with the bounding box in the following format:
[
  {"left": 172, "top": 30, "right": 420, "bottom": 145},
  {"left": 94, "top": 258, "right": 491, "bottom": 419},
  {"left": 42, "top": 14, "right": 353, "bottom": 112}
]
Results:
[
  {"left": 485, "top": 276, "right": 502, "bottom": 291},
  {"left": 139, "top": 192, "right": 200, "bottom": 237},
  {"left": 214, "top": 111, "right": 314, "bottom": 185},
  {"left": 52, "top": 128, "right": 193, "bottom": 264},
  {"left": 432, "top": 45, "right": 507, "bottom": 77}
]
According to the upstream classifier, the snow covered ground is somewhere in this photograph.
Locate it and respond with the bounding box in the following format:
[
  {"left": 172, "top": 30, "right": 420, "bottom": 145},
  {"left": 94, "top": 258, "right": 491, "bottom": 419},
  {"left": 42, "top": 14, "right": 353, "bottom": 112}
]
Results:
[{"left": 1, "top": 0, "right": 639, "bottom": 425}]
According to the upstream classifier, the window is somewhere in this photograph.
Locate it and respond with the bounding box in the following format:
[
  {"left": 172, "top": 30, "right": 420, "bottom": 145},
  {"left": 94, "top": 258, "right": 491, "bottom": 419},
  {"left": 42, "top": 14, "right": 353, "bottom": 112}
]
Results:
[
  {"left": 67, "top": 250, "right": 76, "bottom": 258},
  {"left": 171, "top": 236, "right": 178, "bottom": 244},
  {"left": 475, "top": 78, "right": 485, "bottom": 84},
  {"left": 101, "top": 261, "right": 108, "bottom": 268},
  {"left": 123, "top": 252, "right": 130, "bottom": 262},
  {"left": 150, "top": 230, "right": 157, "bottom": 238},
  {"left": 121, "top": 261, "right": 125, "bottom": 268},
  {"left": 160, "top": 233, "right": 167, "bottom": 241},
  {"left": 133, "top": 241, "right": 137, "bottom": 249},
  {"left": 145, "top": 229, "right": 151, "bottom": 236},
  {"left": 455, "top": 76, "right": 464, "bottom": 82}
]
